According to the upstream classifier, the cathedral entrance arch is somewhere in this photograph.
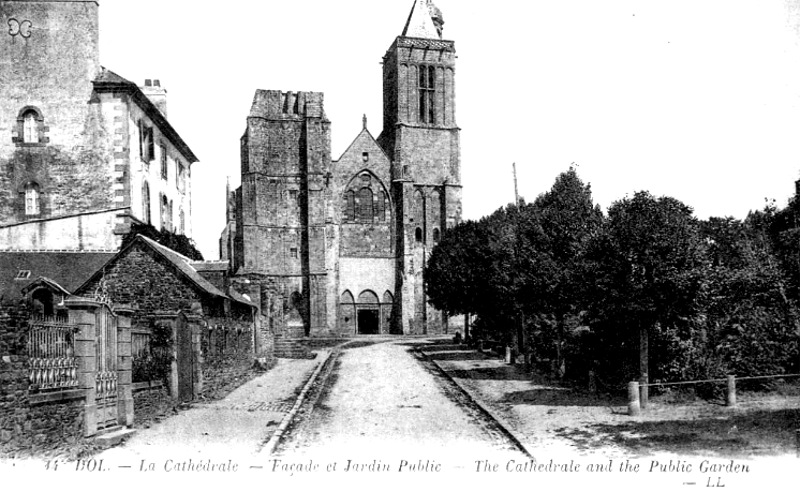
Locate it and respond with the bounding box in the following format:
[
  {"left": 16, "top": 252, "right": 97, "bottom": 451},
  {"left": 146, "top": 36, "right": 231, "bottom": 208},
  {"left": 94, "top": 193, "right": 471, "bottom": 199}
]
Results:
[{"left": 356, "top": 290, "right": 380, "bottom": 335}]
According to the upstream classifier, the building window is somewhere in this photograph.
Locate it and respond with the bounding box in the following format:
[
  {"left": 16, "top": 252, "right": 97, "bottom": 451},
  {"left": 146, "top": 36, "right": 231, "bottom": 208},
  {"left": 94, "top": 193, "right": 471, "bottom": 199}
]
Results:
[
  {"left": 139, "top": 121, "right": 154, "bottom": 162},
  {"left": 160, "top": 194, "right": 168, "bottom": 230},
  {"left": 169, "top": 199, "right": 174, "bottom": 232},
  {"left": 177, "top": 162, "right": 186, "bottom": 193},
  {"left": 23, "top": 111, "right": 38, "bottom": 143},
  {"left": 143, "top": 181, "right": 151, "bottom": 224},
  {"left": 419, "top": 65, "right": 436, "bottom": 124},
  {"left": 290, "top": 247, "right": 298, "bottom": 259},
  {"left": 15, "top": 270, "right": 31, "bottom": 280},
  {"left": 376, "top": 190, "right": 386, "bottom": 222},
  {"left": 179, "top": 208, "right": 185, "bottom": 235},
  {"left": 160, "top": 144, "right": 168, "bottom": 180},
  {"left": 344, "top": 190, "right": 355, "bottom": 222},
  {"left": 433, "top": 228, "right": 441, "bottom": 243},
  {"left": 24, "top": 182, "right": 40, "bottom": 216},
  {"left": 415, "top": 227, "right": 423, "bottom": 243},
  {"left": 357, "top": 188, "right": 373, "bottom": 223},
  {"left": 289, "top": 190, "right": 299, "bottom": 207}
]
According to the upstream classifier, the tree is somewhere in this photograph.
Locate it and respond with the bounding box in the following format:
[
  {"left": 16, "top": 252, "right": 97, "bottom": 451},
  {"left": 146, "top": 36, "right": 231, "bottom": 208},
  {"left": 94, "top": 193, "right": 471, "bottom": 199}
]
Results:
[
  {"left": 122, "top": 222, "right": 204, "bottom": 260},
  {"left": 585, "top": 192, "right": 705, "bottom": 397}
]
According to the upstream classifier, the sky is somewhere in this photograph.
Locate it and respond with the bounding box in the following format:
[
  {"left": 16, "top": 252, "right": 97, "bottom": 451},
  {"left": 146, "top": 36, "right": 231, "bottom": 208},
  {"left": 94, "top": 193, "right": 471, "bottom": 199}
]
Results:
[{"left": 97, "top": 0, "right": 800, "bottom": 259}]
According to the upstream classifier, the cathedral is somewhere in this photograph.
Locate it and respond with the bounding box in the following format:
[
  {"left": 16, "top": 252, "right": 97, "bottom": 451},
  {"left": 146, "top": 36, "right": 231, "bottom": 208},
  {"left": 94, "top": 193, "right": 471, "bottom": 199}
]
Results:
[{"left": 221, "top": 0, "right": 462, "bottom": 337}]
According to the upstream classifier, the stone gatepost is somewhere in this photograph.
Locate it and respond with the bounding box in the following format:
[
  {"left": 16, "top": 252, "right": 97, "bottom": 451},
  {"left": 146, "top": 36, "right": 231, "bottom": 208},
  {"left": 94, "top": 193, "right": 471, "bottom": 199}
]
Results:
[
  {"left": 152, "top": 312, "right": 179, "bottom": 398},
  {"left": 65, "top": 298, "right": 102, "bottom": 437},
  {"left": 185, "top": 314, "right": 205, "bottom": 399},
  {"left": 114, "top": 305, "right": 134, "bottom": 427}
]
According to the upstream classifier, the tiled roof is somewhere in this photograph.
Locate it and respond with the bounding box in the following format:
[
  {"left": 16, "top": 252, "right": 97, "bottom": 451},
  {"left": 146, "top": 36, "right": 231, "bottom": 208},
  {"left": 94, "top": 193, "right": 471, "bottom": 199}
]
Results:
[
  {"left": 93, "top": 67, "right": 199, "bottom": 163},
  {"left": 0, "top": 251, "right": 116, "bottom": 301}
]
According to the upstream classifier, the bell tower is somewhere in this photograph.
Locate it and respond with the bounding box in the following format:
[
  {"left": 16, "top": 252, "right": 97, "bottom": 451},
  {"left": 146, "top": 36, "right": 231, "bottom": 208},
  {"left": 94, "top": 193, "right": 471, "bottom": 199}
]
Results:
[{"left": 379, "top": 0, "right": 462, "bottom": 335}]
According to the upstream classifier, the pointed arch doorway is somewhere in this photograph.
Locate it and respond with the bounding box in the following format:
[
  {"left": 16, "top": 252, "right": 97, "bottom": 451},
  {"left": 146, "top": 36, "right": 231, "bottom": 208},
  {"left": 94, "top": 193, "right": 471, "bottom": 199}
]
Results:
[{"left": 356, "top": 290, "right": 380, "bottom": 335}]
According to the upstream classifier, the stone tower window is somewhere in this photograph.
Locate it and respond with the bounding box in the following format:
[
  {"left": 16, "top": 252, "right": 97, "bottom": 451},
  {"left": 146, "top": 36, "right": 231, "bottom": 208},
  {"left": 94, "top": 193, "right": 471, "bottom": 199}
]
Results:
[
  {"left": 415, "top": 227, "right": 423, "bottom": 243},
  {"left": 433, "top": 227, "right": 441, "bottom": 243},
  {"left": 143, "top": 181, "right": 151, "bottom": 224},
  {"left": 16, "top": 107, "right": 45, "bottom": 146},
  {"left": 24, "top": 182, "right": 41, "bottom": 216},
  {"left": 419, "top": 65, "right": 436, "bottom": 124},
  {"left": 376, "top": 190, "right": 386, "bottom": 222}
]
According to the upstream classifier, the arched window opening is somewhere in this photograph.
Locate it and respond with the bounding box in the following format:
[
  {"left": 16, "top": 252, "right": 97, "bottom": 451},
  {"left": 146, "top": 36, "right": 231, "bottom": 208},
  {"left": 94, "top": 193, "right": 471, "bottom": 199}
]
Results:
[
  {"left": 23, "top": 111, "right": 38, "bottom": 143},
  {"left": 343, "top": 190, "right": 355, "bottom": 222},
  {"left": 376, "top": 190, "right": 386, "bottom": 222},
  {"left": 415, "top": 227, "right": 423, "bottom": 243},
  {"left": 357, "top": 187, "right": 373, "bottom": 223},
  {"left": 142, "top": 182, "right": 151, "bottom": 224},
  {"left": 24, "top": 182, "right": 40, "bottom": 216},
  {"left": 433, "top": 228, "right": 441, "bottom": 243}
]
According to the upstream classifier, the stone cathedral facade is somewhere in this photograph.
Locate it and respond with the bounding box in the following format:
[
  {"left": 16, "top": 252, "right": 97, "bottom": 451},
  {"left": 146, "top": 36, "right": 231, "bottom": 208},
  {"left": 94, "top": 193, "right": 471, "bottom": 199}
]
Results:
[{"left": 222, "top": 0, "right": 462, "bottom": 337}]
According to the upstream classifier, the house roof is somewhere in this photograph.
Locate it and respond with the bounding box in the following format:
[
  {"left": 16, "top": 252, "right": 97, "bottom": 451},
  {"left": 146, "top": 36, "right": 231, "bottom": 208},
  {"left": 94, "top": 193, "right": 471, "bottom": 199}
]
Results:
[
  {"left": 93, "top": 68, "right": 199, "bottom": 163},
  {"left": 0, "top": 251, "right": 116, "bottom": 301},
  {"left": 75, "top": 235, "right": 236, "bottom": 305}
]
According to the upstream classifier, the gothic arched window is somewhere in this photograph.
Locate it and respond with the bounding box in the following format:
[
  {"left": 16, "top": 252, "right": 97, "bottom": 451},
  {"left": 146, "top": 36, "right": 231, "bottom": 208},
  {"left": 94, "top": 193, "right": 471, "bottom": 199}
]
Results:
[
  {"left": 24, "top": 182, "right": 40, "bottom": 216},
  {"left": 376, "top": 190, "right": 386, "bottom": 222},
  {"left": 343, "top": 190, "right": 355, "bottom": 222},
  {"left": 357, "top": 188, "right": 373, "bottom": 223},
  {"left": 415, "top": 227, "right": 423, "bottom": 243}
]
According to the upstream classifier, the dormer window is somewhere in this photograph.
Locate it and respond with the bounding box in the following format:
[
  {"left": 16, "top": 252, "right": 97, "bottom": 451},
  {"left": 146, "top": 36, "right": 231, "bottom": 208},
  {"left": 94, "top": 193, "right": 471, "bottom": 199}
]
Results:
[{"left": 15, "top": 270, "right": 31, "bottom": 280}]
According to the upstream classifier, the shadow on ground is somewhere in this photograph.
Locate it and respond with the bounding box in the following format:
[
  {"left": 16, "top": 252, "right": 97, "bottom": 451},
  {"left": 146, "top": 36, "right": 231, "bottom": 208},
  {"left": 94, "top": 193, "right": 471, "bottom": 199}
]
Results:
[{"left": 555, "top": 408, "right": 800, "bottom": 457}]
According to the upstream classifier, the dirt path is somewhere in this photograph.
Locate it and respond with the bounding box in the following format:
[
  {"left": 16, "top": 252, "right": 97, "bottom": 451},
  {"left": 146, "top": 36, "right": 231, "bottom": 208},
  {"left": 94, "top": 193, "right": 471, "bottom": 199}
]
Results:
[
  {"left": 277, "top": 341, "right": 524, "bottom": 461},
  {"left": 97, "top": 355, "right": 323, "bottom": 462}
]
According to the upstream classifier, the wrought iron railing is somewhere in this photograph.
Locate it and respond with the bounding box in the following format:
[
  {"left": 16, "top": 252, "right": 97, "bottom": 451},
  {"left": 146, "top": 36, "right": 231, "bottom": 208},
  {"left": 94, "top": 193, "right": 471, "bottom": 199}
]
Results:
[{"left": 27, "top": 317, "right": 80, "bottom": 392}]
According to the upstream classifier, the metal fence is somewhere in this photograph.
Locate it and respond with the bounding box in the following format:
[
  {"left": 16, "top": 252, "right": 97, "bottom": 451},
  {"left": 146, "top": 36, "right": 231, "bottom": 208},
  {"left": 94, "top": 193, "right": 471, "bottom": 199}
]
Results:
[{"left": 27, "top": 316, "right": 79, "bottom": 392}]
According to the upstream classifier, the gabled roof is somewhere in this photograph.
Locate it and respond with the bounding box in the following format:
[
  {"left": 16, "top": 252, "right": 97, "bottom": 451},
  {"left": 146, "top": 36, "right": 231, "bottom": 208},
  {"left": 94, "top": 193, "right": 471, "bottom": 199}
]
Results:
[
  {"left": 334, "top": 124, "right": 392, "bottom": 164},
  {"left": 0, "top": 251, "right": 116, "bottom": 301},
  {"left": 402, "top": 0, "right": 442, "bottom": 39},
  {"left": 93, "top": 68, "right": 199, "bottom": 164},
  {"left": 76, "top": 235, "right": 229, "bottom": 301}
]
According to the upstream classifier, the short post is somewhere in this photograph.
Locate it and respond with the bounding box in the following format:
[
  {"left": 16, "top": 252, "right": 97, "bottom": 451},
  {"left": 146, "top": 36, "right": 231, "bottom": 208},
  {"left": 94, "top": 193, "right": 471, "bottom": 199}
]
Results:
[
  {"left": 795, "top": 429, "right": 799, "bottom": 458},
  {"left": 477, "top": 340, "right": 483, "bottom": 353},
  {"left": 628, "top": 381, "right": 641, "bottom": 416},
  {"left": 726, "top": 375, "right": 736, "bottom": 407},
  {"left": 505, "top": 346, "right": 512, "bottom": 364}
]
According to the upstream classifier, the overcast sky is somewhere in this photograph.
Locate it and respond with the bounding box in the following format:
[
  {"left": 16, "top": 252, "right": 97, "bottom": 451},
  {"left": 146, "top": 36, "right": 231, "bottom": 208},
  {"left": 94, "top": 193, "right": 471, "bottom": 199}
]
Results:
[{"left": 98, "top": 0, "right": 800, "bottom": 259}]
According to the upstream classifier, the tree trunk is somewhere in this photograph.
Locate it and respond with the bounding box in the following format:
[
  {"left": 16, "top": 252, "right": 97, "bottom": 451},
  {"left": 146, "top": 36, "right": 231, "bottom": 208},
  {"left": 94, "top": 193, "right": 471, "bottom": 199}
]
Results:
[{"left": 639, "top": 325, "right": 649, "bottom": 409}]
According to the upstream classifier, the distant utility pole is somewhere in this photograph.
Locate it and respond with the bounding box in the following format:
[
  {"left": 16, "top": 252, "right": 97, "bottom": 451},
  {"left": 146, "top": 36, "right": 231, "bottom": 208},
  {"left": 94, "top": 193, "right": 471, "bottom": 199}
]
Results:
[{"left": 513, "top": 162, "right": 520, "bottom": 206}]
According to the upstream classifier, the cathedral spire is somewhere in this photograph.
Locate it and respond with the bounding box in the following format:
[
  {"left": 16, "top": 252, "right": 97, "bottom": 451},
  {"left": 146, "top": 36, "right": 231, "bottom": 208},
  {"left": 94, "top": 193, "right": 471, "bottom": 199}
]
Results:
[{"left": 402, "top": 0, "right": 445, "bottom": 39}]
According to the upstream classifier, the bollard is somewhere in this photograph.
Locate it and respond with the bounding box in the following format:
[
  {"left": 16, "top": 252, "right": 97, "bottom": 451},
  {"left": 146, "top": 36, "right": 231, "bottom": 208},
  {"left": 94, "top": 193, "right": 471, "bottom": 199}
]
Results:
[
  {"left": 726, "top": 375, "right": 736, "bottom": 407},
  {"left": 795, "top": 429, "right": 800, "bottom": 458},
  {"left": 477, "top": 340, "right": 484, "bottom": 353},
  {"left": 628, "top": 381, "right": 641, "bottom": 416}
]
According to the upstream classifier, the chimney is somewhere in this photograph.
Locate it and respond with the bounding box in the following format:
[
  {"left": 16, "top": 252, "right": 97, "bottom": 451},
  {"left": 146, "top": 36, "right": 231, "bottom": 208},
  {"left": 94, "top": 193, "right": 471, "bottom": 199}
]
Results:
[{"left": 140, "top": 78, "right": 168, "bottom": 118}]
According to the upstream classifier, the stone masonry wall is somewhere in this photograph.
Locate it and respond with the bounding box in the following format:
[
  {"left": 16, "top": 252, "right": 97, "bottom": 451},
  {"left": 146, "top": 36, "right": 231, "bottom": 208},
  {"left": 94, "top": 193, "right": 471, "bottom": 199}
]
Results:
[
  {"left": 200, "top": 317, "right": 261, "bottom": 399},
  {"left": 0, "top": 300, "right": 84, "bottom": 457}
]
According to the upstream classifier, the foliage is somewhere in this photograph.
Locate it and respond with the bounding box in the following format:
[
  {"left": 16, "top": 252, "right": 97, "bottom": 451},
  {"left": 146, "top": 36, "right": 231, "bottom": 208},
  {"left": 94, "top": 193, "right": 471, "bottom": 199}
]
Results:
[
  {"left": 122, "top": 223, "right": 204, "bottom": 260},
  {"left": 131, "top": 322, "right": 174, "bottom": 385}
]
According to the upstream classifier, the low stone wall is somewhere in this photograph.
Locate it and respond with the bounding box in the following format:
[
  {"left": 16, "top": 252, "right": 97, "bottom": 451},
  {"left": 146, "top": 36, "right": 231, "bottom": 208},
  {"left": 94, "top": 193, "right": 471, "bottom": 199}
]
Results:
[
  {"left": 132, "top": 382, "right": 173, "bottom": 427},
  {"left": 0, "top": 301, "right": 86, "bottom": 457},
  {"left": 200, "top": 317, "right": 268, "bottom": 400}
]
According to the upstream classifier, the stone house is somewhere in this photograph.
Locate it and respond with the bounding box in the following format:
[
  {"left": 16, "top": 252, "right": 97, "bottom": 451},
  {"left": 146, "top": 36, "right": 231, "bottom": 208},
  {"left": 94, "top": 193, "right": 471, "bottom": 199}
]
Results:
[
  {"left": 0, "top": 0, "right": 197, "bottom": 251},
  {"left": 74, "top": 235, "right": 264, "bottom": 403},
  {"left": 221, "top": 0, "right": 463, "bottom": 338}
]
